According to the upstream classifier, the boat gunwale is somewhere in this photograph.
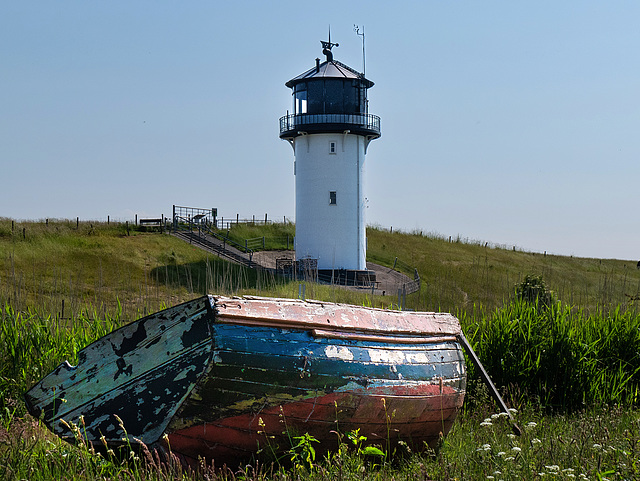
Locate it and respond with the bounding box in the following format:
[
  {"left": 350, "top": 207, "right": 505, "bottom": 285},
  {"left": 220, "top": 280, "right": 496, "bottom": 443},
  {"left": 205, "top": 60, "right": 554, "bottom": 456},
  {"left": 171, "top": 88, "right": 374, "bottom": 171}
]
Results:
[{"left": 212, "top": 295, "right": 462, "bottom": 337}]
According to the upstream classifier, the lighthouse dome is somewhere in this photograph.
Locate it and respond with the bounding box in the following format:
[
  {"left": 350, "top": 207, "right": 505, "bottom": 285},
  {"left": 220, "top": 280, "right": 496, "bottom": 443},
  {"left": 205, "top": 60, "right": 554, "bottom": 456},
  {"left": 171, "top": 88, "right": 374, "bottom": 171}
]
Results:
[{"left": 285, "top": 59, "right": 374, "bottom": 89}]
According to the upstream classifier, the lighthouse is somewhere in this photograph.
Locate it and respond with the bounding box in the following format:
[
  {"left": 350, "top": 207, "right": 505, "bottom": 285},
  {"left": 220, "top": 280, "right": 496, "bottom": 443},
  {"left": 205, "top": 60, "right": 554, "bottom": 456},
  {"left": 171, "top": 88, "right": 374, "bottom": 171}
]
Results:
[{"left": 279, "top": 38, "right": 380, "bottom": 283}]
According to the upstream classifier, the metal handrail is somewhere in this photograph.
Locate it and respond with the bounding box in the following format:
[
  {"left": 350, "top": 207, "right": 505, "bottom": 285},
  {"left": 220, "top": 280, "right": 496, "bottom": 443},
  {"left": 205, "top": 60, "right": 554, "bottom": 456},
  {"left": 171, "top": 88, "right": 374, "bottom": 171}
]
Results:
[
  {"left": 200, "top": 221, "right": 253, "bottom": 255},
  {"left": 279, "top": 113, "right": 380, "bottom": 135}
]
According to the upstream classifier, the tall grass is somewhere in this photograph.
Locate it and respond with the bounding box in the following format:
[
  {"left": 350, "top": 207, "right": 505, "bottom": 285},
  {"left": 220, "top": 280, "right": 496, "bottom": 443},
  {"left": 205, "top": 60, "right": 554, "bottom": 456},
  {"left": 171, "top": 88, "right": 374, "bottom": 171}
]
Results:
[
  {"left": 463, "top": 299, "right": 640, "bottom": 411},
  {"left": 0, "top": 303, "right": 125, "bottom": 410}
]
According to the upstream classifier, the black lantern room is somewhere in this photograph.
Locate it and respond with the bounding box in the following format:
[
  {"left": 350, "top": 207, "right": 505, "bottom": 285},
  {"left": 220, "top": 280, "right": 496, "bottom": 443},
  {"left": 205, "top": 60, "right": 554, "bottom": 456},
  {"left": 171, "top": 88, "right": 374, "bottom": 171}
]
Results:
[{"left": 279, "top": 41, "right": 381, "bottom": 140}]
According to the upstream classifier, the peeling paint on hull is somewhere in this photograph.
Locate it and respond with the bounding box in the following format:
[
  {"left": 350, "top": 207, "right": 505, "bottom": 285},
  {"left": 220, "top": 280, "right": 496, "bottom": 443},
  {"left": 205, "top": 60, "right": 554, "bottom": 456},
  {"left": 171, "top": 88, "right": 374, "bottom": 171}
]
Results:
[
  {"left": 25, "top": 295, "right": 466, "bottom": 464},
  {"left": 168, "top": 384, "right": 464, "bottom": 463}
]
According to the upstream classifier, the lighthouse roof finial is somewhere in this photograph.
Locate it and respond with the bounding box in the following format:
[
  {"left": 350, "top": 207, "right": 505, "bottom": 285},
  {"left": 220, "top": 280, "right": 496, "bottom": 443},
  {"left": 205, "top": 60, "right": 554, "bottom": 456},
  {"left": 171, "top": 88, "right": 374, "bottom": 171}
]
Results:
[{"left": 321, "top": 26, "right": 338, "bottom": 62}]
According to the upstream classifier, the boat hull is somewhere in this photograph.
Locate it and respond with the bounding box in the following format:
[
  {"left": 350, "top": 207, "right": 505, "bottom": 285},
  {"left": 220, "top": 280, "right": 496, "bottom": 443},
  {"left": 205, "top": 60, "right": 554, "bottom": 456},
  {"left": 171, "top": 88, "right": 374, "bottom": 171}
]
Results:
[{"left": 25, "top": 296, "right": 466, "bottom": 464}]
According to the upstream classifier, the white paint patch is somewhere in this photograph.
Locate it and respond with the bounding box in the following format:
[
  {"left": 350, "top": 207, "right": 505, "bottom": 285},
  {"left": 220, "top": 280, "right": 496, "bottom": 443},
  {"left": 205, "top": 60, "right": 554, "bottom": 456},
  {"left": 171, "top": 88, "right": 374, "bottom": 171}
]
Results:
[
  {"left": 368, "top": 349, "right": 406, "bottom": 364},
  {"left": 324, "top": 345, "right": 354, "bottom": 361},
  {"left": 405, "top": 352, "right": 430, "bottom": 364}
]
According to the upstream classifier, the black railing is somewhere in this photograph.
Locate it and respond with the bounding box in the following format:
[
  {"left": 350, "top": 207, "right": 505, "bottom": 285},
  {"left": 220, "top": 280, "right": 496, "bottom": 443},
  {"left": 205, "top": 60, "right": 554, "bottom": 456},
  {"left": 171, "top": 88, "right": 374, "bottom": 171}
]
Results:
[{"left": 279, "top": 113, "right": 381, "bottom": 137}]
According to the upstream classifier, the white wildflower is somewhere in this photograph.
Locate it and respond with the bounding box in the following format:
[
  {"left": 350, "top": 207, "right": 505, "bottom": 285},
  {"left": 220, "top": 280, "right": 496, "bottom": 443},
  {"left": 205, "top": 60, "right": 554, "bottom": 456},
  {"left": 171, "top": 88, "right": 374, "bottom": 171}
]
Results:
[
  {"left": 497, "top": 451, "right": 506, "bottom": 457},
  {"left": 511, "top": 446, "right": 521, "bottom": 452},
  {"left": 545, "top": 465, "right": 560, "bottom": 471},
  {"left": 531, "top": 438, "right": 541, "bottom": 444},
  {"left": 592, "top": 443, "right": 602, "bottom": 450},
  {"left": 480, "top": 421, "right": 493, "bottom": 427},
  {"left": 486, "top": 477, "right": 494, "bottom": 480},
  {"left": 508, "top": 408, "right": 517, "bottom": 414},
  {"left": 491, "top": 413, "right": 500, "bottom": 420},
  {"left": 563, "top": 468, "right": 575, "bottom": 473},
  {"left": 508, "top": 433, "right": 516, "bottom": 439},
  {"left": 504, "top": 456, "right": 515, "bottom": 461},
  {"left": 526, "top": 421, "right": 537, "bottom": 429}
]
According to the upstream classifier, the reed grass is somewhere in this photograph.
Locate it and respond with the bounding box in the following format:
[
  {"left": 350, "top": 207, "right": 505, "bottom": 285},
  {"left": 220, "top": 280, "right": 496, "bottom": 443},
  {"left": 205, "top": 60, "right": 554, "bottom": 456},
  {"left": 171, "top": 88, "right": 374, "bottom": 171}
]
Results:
[{"left": 463, "top": 299, "right": 640, "bottom": 411}]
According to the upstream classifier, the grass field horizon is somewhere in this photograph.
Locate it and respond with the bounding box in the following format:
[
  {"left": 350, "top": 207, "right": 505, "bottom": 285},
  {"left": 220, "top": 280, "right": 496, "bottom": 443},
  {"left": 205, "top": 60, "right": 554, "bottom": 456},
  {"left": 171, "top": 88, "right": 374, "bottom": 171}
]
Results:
[{"left": 2, "top": 216, "right": 638, "bottom": 318}]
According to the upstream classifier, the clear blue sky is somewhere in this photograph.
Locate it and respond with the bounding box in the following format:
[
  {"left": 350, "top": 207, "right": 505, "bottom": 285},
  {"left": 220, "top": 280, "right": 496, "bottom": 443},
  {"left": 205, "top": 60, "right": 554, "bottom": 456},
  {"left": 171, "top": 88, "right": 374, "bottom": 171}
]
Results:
[{"left": 2, "top": 1, "right": 638, "bottom": 260}]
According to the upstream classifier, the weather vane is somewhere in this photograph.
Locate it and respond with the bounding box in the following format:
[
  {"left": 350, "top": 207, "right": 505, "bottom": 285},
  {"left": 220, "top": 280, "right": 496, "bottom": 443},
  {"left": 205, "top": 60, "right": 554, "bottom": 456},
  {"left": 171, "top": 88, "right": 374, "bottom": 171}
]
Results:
[
  {"left": 321, "top": 26, "right": 338, "bottom": 62},
  {"left": 354, "top": 24, "right": 365, "bottom": 76}
]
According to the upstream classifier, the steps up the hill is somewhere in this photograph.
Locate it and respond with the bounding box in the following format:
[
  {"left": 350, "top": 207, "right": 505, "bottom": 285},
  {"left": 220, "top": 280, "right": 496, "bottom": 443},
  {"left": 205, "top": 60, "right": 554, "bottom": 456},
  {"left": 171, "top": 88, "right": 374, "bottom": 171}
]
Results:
[{"left": 171, "top": 230, "right": 259, "bottom": 270}]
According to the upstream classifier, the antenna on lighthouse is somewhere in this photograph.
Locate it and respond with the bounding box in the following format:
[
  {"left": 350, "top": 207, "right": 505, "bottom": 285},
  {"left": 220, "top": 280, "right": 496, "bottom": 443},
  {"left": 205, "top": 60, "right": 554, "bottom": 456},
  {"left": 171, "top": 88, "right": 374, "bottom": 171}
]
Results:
[{"left": 354, "top": 24, "right": 365, "bottom": 76}]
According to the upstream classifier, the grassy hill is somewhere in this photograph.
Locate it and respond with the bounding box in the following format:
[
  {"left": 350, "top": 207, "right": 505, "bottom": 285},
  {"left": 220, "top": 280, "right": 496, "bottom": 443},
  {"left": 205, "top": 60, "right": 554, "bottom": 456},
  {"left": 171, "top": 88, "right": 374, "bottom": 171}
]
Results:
[
  {"left": 366, "top": 227, "right": 640, "bottom": 316},
  {"left": 4, "top": 218, "right": 640, "bottom": 479},
  {"left": 1, "top": 217, "right": 638, "bottom": 319}
]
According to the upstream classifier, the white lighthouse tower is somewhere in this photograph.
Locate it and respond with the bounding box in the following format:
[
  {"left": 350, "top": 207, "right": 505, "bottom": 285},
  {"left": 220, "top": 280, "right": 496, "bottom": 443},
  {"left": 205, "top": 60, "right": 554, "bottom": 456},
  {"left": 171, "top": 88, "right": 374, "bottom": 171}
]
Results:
[{"left": 279, "top": 38, "right": 380, "bottom": 284}]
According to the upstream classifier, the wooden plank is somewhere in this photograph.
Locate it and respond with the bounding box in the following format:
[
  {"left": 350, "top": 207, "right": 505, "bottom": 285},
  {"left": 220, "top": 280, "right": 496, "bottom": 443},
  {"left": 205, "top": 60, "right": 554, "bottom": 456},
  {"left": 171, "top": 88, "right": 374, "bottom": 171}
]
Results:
[
  {"left": 311, "top": 328, "right": 458, "bottom": 344},
  {"left": 24, "top": 297, "right": 215, "bottom": 444},
  {"left": 214, "top": 295, "right": 461, "bottom": 336}
]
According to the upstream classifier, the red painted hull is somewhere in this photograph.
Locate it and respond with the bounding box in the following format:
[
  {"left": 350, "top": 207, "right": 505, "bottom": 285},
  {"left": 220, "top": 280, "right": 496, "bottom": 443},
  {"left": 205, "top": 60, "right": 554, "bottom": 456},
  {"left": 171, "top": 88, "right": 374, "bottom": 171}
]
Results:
[{"left": 167, "top": 383, "right": 464, "bottom": 464}]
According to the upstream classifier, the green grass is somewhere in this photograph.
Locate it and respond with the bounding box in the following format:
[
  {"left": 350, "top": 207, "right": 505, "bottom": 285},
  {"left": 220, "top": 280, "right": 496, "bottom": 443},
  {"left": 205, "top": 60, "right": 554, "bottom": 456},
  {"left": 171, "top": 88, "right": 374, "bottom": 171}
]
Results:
[
  {"left": 464, "top": 300, "right": 640, "bottom": 410},
  {"left": 4, "top": 217, "right": 640, "bottom": 479},
  {"left": 366, "top": 226, "right": 640, "bottom": 315},
  {"left": 0, "top": 218, "right": 274, "bottom": 318},
  {"left": 215, "top": 221, "right": 295, "bottom": 251},
  {"left": 3, "top": 218, "right": 639, "bottom": 319}
]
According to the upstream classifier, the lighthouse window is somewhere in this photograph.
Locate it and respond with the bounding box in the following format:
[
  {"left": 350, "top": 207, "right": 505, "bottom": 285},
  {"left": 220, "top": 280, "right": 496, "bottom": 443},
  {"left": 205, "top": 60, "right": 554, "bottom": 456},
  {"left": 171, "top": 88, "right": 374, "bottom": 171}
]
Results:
[
  {"left": 294, "top": 89, "right": 307, "bottom": 114},
  {"left": 329, "top": 141, "right": 337, "bottom": 154},
  {"left": 329, "top": 191, "right": 337, "bottom": 205}
]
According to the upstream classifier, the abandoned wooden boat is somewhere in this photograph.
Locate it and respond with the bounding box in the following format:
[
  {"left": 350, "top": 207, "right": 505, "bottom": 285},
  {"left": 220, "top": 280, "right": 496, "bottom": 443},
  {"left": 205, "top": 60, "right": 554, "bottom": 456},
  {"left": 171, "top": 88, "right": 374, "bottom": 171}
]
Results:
[{"left": 25, "top": 295, "right": 466, "bottom": 463}]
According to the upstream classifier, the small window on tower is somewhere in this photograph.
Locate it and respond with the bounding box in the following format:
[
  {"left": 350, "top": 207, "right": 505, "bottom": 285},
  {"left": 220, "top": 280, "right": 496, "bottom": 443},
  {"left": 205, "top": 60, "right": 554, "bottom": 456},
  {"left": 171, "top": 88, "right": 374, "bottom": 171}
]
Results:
[
  {"left": 329, "top": 141, "right": 337, "bottom": 154},
  {"left": 329, "top": 191, "right": 337, "bottom": 205}
]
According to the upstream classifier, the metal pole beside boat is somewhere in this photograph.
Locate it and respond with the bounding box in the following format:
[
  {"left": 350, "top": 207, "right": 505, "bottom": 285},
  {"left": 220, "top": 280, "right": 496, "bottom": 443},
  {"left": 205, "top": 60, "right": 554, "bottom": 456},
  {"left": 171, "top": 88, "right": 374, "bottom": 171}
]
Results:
[{"left": 457, "top": 331, "right": 522, "bottom": 435}]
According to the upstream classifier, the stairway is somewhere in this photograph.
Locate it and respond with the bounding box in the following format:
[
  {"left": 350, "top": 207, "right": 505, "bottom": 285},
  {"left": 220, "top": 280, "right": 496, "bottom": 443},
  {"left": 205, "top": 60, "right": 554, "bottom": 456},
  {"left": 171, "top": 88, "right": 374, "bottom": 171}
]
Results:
[{"left": 171, "top": 229, "right": 260, "bottom": 270}]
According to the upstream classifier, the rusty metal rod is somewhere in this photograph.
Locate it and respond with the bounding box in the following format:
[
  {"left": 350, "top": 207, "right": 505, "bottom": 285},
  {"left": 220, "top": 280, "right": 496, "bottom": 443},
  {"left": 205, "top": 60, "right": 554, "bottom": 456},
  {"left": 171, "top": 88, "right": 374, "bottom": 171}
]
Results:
[{"left": 457, "top": 331, "right": 522, "bottom": 435}]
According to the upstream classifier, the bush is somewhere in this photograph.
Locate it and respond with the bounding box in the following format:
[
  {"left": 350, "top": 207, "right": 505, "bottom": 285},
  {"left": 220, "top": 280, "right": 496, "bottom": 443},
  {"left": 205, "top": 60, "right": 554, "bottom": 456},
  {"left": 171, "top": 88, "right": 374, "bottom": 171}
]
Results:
[{"left": 515, "top": 274, "right": 555, "bottom": 309}]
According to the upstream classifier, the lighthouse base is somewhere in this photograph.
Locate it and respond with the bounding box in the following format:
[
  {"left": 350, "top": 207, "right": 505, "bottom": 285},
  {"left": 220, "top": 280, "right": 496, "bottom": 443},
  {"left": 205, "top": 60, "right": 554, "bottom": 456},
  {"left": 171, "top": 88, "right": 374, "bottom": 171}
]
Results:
[{"left": 317, "top": 269, "right": 376, "bottom": 287}]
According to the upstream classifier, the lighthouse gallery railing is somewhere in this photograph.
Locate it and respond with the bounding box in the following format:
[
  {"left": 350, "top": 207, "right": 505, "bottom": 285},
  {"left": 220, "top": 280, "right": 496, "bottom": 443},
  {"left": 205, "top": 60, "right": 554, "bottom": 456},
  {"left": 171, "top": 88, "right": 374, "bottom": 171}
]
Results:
[{"left": 279, "top": 113, "right": 380, "bottom": 136}]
